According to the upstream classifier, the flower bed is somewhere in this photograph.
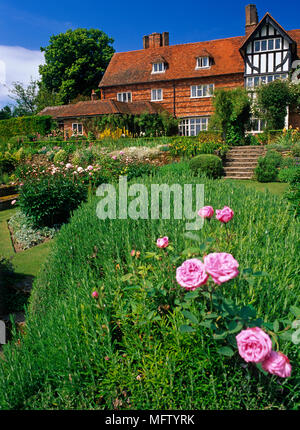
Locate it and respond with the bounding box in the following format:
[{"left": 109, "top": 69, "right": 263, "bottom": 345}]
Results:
[{"left": 0, "top": 165, "right": 299, "bottom": 410}]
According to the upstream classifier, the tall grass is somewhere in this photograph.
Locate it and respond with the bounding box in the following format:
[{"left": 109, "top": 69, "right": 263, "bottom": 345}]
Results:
[{"left": 0, "top": 165, "right": 299, "bottom": 409}]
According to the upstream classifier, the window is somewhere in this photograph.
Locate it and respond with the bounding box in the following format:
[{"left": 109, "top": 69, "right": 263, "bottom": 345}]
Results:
[
  {"left": 152, "top": 62, "right": 166, "bottom": 74},
  {"left": 253, "top": 38, "right": 281, "bottom": 52},
  {"left": 246, "top": 74, "right": 288, "bottom": 88},
  {"left": 179, "top": 117, "right": 209, "bottom": 136},
  {"left": 117, "top": 92, "right": 132, "bottom": 102},
  {"left": 196, "top": 56, "right": 210, "bottom": 69},
  {"left": 72, "top": 123, "right": 83, "bottom": 135},
  {"left": 248, "top": 118, "right": 266, "bottom": 133},
  {"left": 151, "top": 88, "right": 163, "bottom": 101},
  {"left": 190, "top": 84, "right": 214, "bottom": 98}
]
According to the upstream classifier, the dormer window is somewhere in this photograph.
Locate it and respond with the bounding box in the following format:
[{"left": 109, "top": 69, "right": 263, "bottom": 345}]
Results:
[
  {"left": 196, "top": 56, "right": 210, "bottom": 69},
  {"left": 152, "top": 62, "right": 166, "bottom": 74}
]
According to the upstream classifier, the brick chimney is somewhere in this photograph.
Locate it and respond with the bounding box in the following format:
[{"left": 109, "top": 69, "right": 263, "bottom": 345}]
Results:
[
  {"left": 143, "top": 32, "right": 169, "bottom": 49},
  {"left": 245, "top": 4, "right": 258, "bottom": 36},
  {"left": 91, "top": 89, "right": 98, "bottom": 101}
]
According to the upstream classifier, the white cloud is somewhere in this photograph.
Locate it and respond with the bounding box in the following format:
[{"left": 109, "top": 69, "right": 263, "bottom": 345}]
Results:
[{"left": 0, "top": 45, "right": 44, "bottom": 108}]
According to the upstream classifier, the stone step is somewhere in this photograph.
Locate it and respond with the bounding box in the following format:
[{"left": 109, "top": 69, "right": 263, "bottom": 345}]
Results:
[
  {"left": 0, "top": 194, "right": 18, "bottom": 211},
  {"left": 224, "top": 167, "right": 255, "bottom": 173},
  {"left": 223, "top": 171, "right": 254, "bottom": 178},
  {"left": 226, "top": 155, "right": 262, "bottom": 161},
  {"left": 227, "top": 150, "right": 264, "bottom": 156},
  {"left": 224, "top": 161, "right": 258, "bottom": 168}
]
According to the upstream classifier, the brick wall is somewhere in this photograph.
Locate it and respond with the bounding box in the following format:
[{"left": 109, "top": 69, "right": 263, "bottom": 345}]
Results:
[{"left": 102, "top": 73, "right": 244, "bottom": 119}]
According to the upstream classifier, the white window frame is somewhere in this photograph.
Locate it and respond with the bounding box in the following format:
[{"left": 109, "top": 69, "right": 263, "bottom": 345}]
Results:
[
  {"left": 195, "top": 56, "right": 210, "bottom": 69},
  {"left": 117, "top": 92, "right": 132, "bottom": 102},
  {"left": 72, "top": 123, "right": 83, "bottom": 136},
  {"left": 246, "top": 73, "right": 288, "bottom": 88},
  {"left": 179, "top": 117, "right": 209, "bottom": 136},
  {"left": 190, "top": 84, "right": 214, "bottom": 98},
  {"left": 152, "top": 62, "right": 166, "bottom": 74},
  {"left": 254, "top": 37, "right": 281, "bottom": 53},
  {"left": 151, "top": 88, "right": 163, "bottom": 101}
]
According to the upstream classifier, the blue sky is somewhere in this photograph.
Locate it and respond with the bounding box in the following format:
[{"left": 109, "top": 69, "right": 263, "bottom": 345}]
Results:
[{"left": 0, "top": 0, "right": 299, "bottom": 107}]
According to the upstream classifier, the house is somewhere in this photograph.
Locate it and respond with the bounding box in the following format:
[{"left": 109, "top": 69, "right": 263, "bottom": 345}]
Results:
[
  {"left": 41, "top": 4, "right": 300, "bottom": 137},
  {"left": 99, "top": 4, "right": 300, "bottom": 135},
  {"left": 39, "top": 98, "right": 166, "bottom": 138}
]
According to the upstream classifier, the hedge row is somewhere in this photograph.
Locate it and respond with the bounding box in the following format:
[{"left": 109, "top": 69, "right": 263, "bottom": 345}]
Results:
[{"left": 0, "top": 115, "right": 55, "bottom": 138}]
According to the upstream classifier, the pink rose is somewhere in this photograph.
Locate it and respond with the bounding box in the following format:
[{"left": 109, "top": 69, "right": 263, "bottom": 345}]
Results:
[
  {"left": 216, "top": 206, "right": 234, "bottom": 223},
  {"left": 198, "top": 206, "right": 214, "bottom": 219},
  {"left": 87, "top": 165, "right": 93, "bottom": 171},
  {"left": 203, "top": 252, "right": 239, "bottom": 285},
  {"left": 11, "top": 199, "right": 16, "bottom": 205},
  {"left": 236, "top": 327, "right": 272, "bottom": 363},
  {"left": 130, "top": 249, "right": 135, "bottom": 257},
  {"left": 156, "top": 236, "right": 169, "bottom": 248},
  {"left": 262, "top": 351, "right": 292, "bottom": 378},
  {"left": 77, "top": 166, "right": 84, "bottom": 173},
  {"left": 65, "top": 163, "right": 73, "bottom": 169},
  {"left": 92, "top": 291, "right": 99, "bottom": 298},
  {"left": 176, "top": 258, "right": 209, "bottom": 290}
]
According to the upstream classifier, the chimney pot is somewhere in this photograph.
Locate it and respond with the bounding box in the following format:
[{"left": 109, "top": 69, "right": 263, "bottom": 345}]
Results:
[{"left": 91, "top": 89, "right": 98, "bottom": 101}]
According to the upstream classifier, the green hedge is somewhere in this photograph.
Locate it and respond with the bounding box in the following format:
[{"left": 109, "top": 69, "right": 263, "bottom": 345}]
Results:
[{"left": 0, "top": 115, "right": 54, "bottom": 138}]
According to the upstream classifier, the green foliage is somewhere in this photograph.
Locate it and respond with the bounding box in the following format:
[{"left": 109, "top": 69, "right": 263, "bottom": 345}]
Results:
[
  {"left": 254, "top": 152, "right": 281, "bottom": 182},
  {"left": 255, "top": 80, "right": 292, "bottom": 130},
  {"left": 39, "top": 28, "right": 115, "bottom": 104},
  {"left": 189, "top": 154, "right": 223, "bottom": 178},
  {"left": 53, "top": 149, "right": 68, "bottom": 164},
  {"left": 0, "top": 169, "right": 299, "bottom": 409},
  {"left": 18, "top": 174, "right": 87, "bottom": 228},
  {"left": 0, "top": 106, "right": 13, "bottom": 120},
  {"left": 278, "top": 166, "right": 300, "bottom": 184},
  {"left": 169, "top": 132, "right": 228, "bottom": 158},
  {"left": 8, "top": 210, "right": 57, "bottom": 250},
  {"left": 93, "top": 112, "right": 179, "bottom": 137},
  {"left": 0, "top": 115, "right": 54, "bottom": 138},
  {"left": 210, "top": 88, "right": 251, "bottom": 145},
  {"left": 8, "top": 80, "right": 39, "bottom": 116},
  {"left": 284, "top": 169, "right": 300, "bottom": 217}
]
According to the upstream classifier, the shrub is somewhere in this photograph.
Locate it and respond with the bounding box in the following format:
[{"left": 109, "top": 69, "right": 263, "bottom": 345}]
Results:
[
  {"left": 18, "top": 174, "right": 87, "bottom": 228},
  {"left": 169, "top": 132, "right": 228, "bottom": 159},
  {"left": 53, "top": 149, "right": 68, "bottom": 164},
  {"left": 189, "top": 154, "right": 223, "bottom": 178},
  {"left": 0, "top": 152, "right": 16, "bottom": 173},
  {"left": 254, "top": 156, "right": 278, "bottom": 182},
  {"left": 284, "top": 169, "right": 300, "bottom": 216},
  {"left": 0, "top": 116, "right": 54, "bottom": 138},
  {"left": 278, "top": 166, "right": 300, "bottom": 183}
]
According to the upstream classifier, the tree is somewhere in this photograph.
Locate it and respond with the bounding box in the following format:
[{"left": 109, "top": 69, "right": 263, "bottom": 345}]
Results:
[
  {"left": 254, "top": 80, "right": 291, "bottom": 130},
  {"left": 9, "top": 79, "right": 39, "bottom": 116},
  {"left": 209, "top": 88, "right": 251, "bottom": 145},
  {"left": 39, "top": 28, "right": 115, "bottom": 104},
  {"left": 0, "top": 105, "right": 13, "bottom": 120}
]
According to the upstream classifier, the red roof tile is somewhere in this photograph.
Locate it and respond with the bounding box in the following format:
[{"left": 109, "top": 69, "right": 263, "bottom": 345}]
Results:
[
  {"left": 99, "top": 35, "right": 247, "bottom": 88},
  {"left": 39, "top": 99, "right": 166, "bottom": 119}
]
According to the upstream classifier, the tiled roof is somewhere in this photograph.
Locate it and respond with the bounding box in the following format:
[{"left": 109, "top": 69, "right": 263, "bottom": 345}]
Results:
[
  {"left": 99, "top": 26, "right": 300, "bottom": 89},
  {"left": 99, "top": 35, "right": 247, "bottom": 88},
  {"left": 39, "top": 99, "right": 166, "bottom": 119}
]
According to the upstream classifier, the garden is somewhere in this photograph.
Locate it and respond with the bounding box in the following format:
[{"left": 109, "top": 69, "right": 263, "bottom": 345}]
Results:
[{"left": 0, "top": 83, "right": 299, "bottom": 411}]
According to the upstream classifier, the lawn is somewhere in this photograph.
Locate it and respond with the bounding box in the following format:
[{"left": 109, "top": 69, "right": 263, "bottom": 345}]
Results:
[
  {"left": 224, "top": 179, "right": 289, "bottom": 196},
  {"left": 0, "top": 208, "right": 53, "bottom": 277}
]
